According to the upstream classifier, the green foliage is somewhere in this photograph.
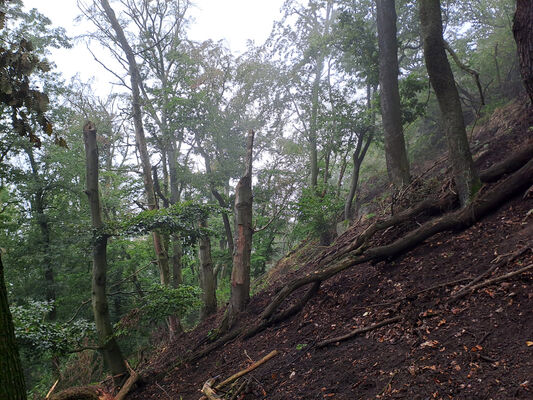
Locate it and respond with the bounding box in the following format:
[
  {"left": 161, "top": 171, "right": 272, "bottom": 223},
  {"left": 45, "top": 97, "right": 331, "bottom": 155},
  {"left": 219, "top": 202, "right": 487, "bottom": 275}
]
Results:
[
  {"left": 102, "top": 202, "right": 218, "bottom": 246},
  {"left": 293, "top": 185, "right": 343, "bottom": 240},
  {"left": 11, "top": 300, "right": 94, "bottom": 355},
  {"left": 114, "top": 284, "right": 201, "bottom": 337},
  {"left": 399, "top": 73, "right": 427, "bottom": 125},
  {"left": 143, "top": 284, "right": 202, "bottom": 323}
]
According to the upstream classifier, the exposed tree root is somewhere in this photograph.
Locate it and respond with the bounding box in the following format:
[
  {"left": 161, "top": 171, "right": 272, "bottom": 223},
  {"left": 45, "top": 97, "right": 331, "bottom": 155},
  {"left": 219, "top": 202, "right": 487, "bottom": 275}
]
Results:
[
  {"left": 187, "top": 154, "right": 532, "bottom": 364},
  {"left": 260, "top": 157, "right": 533, "bottom": 324}
]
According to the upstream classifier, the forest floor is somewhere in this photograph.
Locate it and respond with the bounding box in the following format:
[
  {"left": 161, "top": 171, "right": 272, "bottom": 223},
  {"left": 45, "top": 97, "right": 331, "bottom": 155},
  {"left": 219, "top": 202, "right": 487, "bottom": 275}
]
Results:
[{"left": 129, "top": 98, "right": 533, "bottom": 400}]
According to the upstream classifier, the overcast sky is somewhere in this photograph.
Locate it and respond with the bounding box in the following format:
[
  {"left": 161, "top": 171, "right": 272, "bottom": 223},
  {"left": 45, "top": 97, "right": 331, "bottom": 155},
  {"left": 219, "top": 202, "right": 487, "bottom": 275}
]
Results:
[{"left": 23, "top": 0, "right": 285, "bottom": 94}]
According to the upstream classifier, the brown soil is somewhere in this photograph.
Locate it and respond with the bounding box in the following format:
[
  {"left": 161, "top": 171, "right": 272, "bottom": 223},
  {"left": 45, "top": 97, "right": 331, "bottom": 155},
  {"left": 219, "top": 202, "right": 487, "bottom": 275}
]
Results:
[{"left": 128, "top": 98, "right": 533, "bottom": 399}]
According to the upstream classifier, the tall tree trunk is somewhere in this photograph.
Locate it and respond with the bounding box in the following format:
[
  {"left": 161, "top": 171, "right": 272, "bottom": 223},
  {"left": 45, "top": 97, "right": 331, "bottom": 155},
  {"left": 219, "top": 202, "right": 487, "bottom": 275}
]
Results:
[
  {"left": 376, "top": 0, "right": 410, "bottom": 187},
  {"left": 513, "top": 0, "right": 533, "bottom": 104},
  {"left": 99, "top": 0, "right": 170, "bottom": 286},
  {"left": 83, "top": 121, "right": 127, "bottom": 378},
  {"left": 0, "top": 255, "right": 27, "bottom": 400},
  {"left": 419, "top": 0, "right": 480, "bottom": 207},
  {"left": 198, "top": 218, "right": 217, "bottom": 319}
]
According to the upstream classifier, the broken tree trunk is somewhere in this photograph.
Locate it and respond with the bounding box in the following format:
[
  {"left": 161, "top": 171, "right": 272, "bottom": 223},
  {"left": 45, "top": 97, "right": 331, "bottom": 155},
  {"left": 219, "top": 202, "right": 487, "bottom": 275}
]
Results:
[{"left": 223, "top": 131, "right": 255, "bottom": 329}]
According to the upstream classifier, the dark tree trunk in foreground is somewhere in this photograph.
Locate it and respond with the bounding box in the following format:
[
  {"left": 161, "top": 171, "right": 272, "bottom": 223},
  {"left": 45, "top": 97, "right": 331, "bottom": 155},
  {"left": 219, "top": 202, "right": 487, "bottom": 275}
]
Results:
[
  {"left": 198, "top": 218, "right": 217, "bottom": 319},
  {"left": 84, "top": 121, "right": 127, "bottom": 377},
  {"left": 419, "top": 0, "right": 480, "bottom": 207},
  {"left": 376, "top": 0, "right": 410, "bottom": 187},
  {"left": 513, "top": 0, "right": 533, "bottom": 103},
  {"left": 0, "top": 256, "right": 27, "bottom": 400}
]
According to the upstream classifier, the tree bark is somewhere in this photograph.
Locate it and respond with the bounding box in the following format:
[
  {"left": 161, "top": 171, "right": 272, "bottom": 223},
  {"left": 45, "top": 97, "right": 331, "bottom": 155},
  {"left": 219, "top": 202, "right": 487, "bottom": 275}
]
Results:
[
  {"left": 83, "top": 121, "right": 127, "bottom": 378},
  {"left": 376, "top": 0, "right": 411, "bottom": 187},
  {"left": 99, "top": 0, "right": 170, "bottom": 286},
  {"left": 513, "top": 0, "right": 533, "bottom": 104},
  {"left": 198, "top": 218, "right": 217, "bottom": 319},
  {"left": 0, "top": 255, "right": 27, "bottom": 400},
  {"left": 419, "top": 0, "right": 480, "bottom": 207}
]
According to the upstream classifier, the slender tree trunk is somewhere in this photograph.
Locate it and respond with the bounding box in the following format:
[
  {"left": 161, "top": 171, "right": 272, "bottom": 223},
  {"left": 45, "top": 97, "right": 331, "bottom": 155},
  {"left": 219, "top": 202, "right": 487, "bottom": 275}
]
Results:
[
  {"left": 419, "top": 0, "right": 480, "bottom": 206},
  {"left": 309, "top": 58, "right": 323, "bottom": 188},
  {"left": 83, "top": 121, "right": 127, "bottom": 378},
  {"left": 344, "top": 134, "right": 372, "bottom": 220},
  {"left": 513, "top": 0, "right": 533, "bottom": 104},
  {"left": 198, "top": 218, "right": 217, "bottom": 319},
  {"left": 99, "top": 0, "right": 170, "bottom": 285},
  {"left": 0, "top": 255, "right": 27, "bottom": 400},
  {"left": 376, "top": 0, "right": 410, "bottom": 187}
]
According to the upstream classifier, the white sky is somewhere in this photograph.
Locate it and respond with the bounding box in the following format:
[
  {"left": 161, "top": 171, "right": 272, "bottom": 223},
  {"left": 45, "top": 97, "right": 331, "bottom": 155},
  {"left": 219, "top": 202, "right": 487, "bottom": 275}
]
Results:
[{"left": 23, "top": 0, "right": 285, "bottom": 94}]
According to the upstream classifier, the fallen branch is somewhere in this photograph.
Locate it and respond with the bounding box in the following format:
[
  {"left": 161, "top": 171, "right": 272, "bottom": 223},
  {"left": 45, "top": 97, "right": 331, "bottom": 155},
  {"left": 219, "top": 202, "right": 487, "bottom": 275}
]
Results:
[
  {"left": 45, "top": 379, "right": 59, "bottom": 399},
  {"left": 216, "top": 350, "right": 279, "bottom": 390},
  {"left": 199, "top": 351, "right": 279, "bottom": 400},
  {"left": 451, "top": 244, "right": 531, "bottom": 300},
  {"left": 114, "top": 361, "right": 138, "bottom": 400},
  {"left": 201, "top": 378, "right": 222, "bottom": 400},
  {"left": 450, "top": 262, "right": 533, "bottom": 302},
  {"left": 259, "top": 157, "right": 533, "bottom": 327},
  {"left": 317, "top": 316, "right": 402, "bottom": 348}
]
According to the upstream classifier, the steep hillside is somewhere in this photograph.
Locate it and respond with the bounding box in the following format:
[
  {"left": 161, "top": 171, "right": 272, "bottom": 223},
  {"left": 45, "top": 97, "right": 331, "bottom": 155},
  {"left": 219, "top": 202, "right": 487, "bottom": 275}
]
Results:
[{"left": 128, "top": 98, "right": 532, "bottom": 400}]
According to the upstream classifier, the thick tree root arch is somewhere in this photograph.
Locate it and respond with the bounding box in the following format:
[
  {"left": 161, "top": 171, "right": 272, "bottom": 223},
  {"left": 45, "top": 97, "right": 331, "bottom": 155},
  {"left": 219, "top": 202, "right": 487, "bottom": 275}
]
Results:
[{"left": 187, "top": 152, "right": 532, "bottom": 364}]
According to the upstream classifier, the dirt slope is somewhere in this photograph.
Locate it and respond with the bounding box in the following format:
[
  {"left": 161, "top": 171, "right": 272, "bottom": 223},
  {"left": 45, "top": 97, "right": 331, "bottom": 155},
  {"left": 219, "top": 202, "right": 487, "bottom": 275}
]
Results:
[{"left": 129, "top": 98, "right": 533, "bottom": 400}]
